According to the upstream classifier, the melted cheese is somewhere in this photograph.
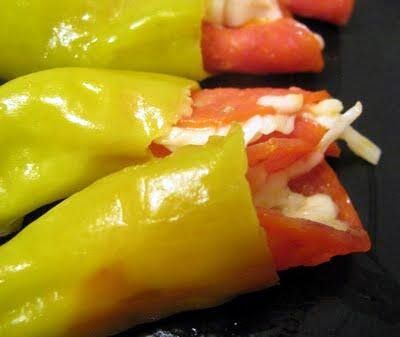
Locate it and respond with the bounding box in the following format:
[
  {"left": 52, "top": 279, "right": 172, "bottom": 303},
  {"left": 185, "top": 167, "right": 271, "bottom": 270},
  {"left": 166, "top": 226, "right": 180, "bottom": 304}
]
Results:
[
  {"left": 156, "top": 114, "right": 295, "bottom": 151},
  {"left": 253, "top": 171, "right": 347, "bottom": 231},
  {"left": 257, "top": 94, "right": 304, "bottom": 114},
  {"left": 205, "top": 0, "right": 283, "bottom": 27}
]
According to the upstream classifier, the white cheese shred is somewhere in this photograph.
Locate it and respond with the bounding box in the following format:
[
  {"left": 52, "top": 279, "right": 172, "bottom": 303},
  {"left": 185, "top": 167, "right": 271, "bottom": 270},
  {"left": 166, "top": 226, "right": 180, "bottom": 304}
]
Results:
[
  {"left": 257, "top": 94, "right": 304, "bottom": 114},
  {"left": 308, "top": 100, "right": 381, "bottom": 165},
  {"left": 205, "top": 0, "right": 283, "bottom": 27}
]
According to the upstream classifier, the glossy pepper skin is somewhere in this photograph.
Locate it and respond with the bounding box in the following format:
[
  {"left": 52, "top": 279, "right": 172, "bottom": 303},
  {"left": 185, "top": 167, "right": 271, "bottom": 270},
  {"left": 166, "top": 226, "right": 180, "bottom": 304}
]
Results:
[
  {"left": 0, "top": 68, "right": 196, "bottom": 235},
  {"left": 0, "top": 0, "right": 206, "bottom": 80},
  {"left": 0, "top": 131, "right": 277, "bottom": 337}
]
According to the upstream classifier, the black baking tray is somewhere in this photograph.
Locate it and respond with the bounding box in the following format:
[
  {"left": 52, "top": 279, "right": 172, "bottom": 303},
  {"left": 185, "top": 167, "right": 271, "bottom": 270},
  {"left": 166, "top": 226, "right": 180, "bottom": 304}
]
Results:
[{"left": 1, "top": 0, "right": 399, "bottom": 336}]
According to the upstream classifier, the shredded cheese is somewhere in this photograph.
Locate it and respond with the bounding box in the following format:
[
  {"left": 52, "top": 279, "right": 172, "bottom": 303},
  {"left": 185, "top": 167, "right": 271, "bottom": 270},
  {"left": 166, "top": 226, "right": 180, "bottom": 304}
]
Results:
[
  {"left": 306, "top": 100, "right": 382, "bottom": 165},
  {"left": 257, "top": 94, "right": 304, "bottom": 114},
  {"left": 253, "top": 170, "right": 347, "bottom": 231},
  {"left": 253, "top": 104, "right": 370, "bottom": 231},
  {"left": 205, "top": 0, "right": 283, "bottom": 27},
  {"left": 156, "top": 115, "right": 295, "bottom": 151}
]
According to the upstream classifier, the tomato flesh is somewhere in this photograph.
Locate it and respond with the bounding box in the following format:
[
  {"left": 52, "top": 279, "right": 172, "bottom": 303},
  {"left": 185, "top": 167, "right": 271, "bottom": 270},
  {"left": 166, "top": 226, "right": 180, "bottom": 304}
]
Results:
[
  {"left": 202, "top": 18, "right": 324, "bottom": 75},
  {"left": 258, "top": 161, "right": 371, "bottom": 270},
  {"left": 282, "top": 0, "right": 355, "bottom": 25},
  {"left": 179, "top": 88, "right": 330, "bottom": 128},
  {"left": 152, "top": 87, "right": 369, "bottom": 270},
  {"left": 247, "top": 138, "right": 314, "bottom": 172}
]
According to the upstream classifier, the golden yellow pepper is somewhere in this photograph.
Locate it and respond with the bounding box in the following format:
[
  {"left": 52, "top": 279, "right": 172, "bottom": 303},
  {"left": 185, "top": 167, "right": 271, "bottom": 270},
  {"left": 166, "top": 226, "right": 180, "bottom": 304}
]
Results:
[
  {"left": 0, "top": 0, "right": 206, "bottom": 80},
  {"left": 0, "top": 131, "right": 277, "bottom": 337},
  {"left": 0, "top": 68, "right": 196, "bottom": 235}
]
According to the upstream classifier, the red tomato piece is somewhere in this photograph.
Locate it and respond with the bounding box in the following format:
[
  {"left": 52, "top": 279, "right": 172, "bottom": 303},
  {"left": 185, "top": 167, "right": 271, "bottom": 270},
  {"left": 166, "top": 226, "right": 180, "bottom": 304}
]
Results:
[
  {"left": 282, "top": 0, "right": 355, "bottom": 25},
  {"left": 247, "top": 138, "right": 314, "bottom": 172},
  {"left": 179, "top": 88, "right": 330, "bottom": 128},
  {"left": 290, "top": 117, "right": 341, "bottom": 156},
  {"left": 202, "top": 18, "right": 324, "bottom": 75},
  {"left": 178, "top": 88, "right": 278, "bottom": 128},
  {"left": 149, "top": 143, "right": 171, "bottom": 158},
  {"left": 250, "top": 116, "right": 341, "bottom": 157},
  {"left": 258, "top": 161, "right": 371, "bottom": 270}
]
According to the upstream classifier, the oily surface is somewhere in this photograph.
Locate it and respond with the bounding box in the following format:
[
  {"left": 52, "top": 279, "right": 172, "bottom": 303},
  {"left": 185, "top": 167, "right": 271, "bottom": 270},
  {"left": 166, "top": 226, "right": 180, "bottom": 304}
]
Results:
[{"left": 0, "top": 0, "right": 399, "bottom": 336}]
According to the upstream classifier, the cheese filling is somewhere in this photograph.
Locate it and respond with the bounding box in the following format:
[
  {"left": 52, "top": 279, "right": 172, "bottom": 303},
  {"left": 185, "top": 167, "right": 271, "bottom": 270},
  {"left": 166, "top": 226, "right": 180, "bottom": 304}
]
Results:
[
  {"left": 253, "top": 104, "right": 368, "bottom": 231},
  {"left": 305, "top": 99, "right": 382, "bottom": 165},
  {"left": 257, "top": 93, "right": 304, "bottom": 114},
  {"left": 157, "top": 93, "right": 303, "bottom": 150},
  {"left": 157, "top": 114, "right": 295, "bottom": 151},
  {"left": 254, "top": 172, "right": 347, "bottom": 231},
  {"left": 157, "top": 94, "right": 380, "bottom": 231},
  {"left": 204, "top": 0, "right": 325, "bottom": 49},
  {"left": 205, "top": 0, "right": 283, "bottom": 27}
]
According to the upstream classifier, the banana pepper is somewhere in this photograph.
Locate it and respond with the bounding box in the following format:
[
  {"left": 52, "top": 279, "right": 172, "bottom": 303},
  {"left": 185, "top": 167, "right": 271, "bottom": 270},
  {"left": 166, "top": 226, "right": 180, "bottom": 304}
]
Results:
[
  {"left": 0, "top": 0, "right": 206, "bottom": 80},
  {"left": 0, "top": 68, "right": 196, "bottom": 235},
  {"left": 0, "top": 1, "right": 325, "bottom": 80},
  {"left": 0, "top": 131, "right": 278, "bottom": 337}
]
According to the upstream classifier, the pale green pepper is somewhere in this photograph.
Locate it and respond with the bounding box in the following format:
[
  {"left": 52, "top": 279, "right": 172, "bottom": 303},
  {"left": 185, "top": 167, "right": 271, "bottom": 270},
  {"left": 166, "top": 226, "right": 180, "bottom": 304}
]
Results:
[
  {"left": 0, "top": 0, "right": 206, "bottom": 80},
  {"left": 0, "top": 131, "right": 278, "bottom": 337},
  {"left": 0, "top": 68, "right": 197, "bottom": 235}
]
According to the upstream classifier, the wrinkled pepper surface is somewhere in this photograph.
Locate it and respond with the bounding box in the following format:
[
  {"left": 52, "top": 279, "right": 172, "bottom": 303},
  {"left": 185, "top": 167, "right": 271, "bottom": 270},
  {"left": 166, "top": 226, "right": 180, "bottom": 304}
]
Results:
[
  {"left": 0, "top": 68, "right": 196, "bottom": 235},
  {"left": 0, "top": 131, "right": 278, "bottom": 337},
  {"left": 0, "top": 0, "right": 206, "bottom": 80}
]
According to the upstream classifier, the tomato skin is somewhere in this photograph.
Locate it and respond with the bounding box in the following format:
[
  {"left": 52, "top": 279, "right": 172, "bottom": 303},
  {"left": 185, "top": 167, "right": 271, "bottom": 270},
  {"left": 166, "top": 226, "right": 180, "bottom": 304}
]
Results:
[
  {"left": 179, "top": 88, "right": 278, "bottom": 128},
  {"left": 179, "top": 88, "right": 330, "bottom": 128},
  {"left": 202, "top": 18, "right": 324, "bottom": 75},
  {"left": 149, "top": 143, "right": 171, "bottom": 158},
  {"left": 247, "top": 138, "right": 314, "bottom": 171},
  {"left": 282, "top": 0, "right": 355, "bottom": 25},
  {"left": 258, "top": 161, "right": 371, "bottom": 271}
]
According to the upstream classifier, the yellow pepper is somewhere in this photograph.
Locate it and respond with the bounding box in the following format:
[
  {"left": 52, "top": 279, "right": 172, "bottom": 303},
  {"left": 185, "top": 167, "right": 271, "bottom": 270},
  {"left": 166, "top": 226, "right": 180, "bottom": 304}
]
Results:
[
  {"left": 0, "top": 68, "right": 197, "bottom": 235},
  {"left": 0, "top": 130, "right": 278, "bottom": 337},
  {"left": 0, "top": 0, "right": 206, "bottom": 80}
]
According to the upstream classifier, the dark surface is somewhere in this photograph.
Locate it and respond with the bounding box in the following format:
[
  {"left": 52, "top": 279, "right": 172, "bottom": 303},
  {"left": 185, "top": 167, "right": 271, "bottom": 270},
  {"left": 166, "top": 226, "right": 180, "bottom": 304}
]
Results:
[{"left": 1, "top": 1, "right": 400, "bottom": 336}]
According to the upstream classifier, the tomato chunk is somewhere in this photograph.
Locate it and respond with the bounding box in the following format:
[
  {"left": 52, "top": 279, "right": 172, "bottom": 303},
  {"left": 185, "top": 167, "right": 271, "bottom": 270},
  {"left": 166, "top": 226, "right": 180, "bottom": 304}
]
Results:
[
  {"left": 282, "top": 0, "right": 355, "bottom": 25},
  {"left": 179, "top": 88, "right": 330, "bottom": 128},
  {"left": 258, "top": 161, "right": 371, "bottom": 270},
  {"left": 247, "top": 138, "right": 314, "bottom": 172},
  {"left": 202, "top": 18, "right": 324, "bottom": 75}
]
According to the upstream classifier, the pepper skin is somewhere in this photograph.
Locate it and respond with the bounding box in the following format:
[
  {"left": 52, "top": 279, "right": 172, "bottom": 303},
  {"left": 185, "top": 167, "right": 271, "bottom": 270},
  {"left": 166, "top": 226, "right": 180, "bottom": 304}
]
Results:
[
  {"left": 0, "top": 68, "right": 196, "bottom": 235},
  {"left": 0, "top": 0, "right": 206, "bottom": 80},
  {"left": 0, "top": 131, "right": 278, "bottom": 337}
]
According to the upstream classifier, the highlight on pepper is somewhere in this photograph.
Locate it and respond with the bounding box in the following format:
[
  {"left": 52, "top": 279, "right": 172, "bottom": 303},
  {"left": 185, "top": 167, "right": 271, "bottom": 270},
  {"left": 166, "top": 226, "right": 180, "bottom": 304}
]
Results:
[
  {"left": 0, "top": 0, "right": 334, "bottom": 80},
  {"left": 0, "top": 113, "right": 378, "bottom": 335},
  {"left": 0, "top": 68, "right": 381, "bottom": 239}
]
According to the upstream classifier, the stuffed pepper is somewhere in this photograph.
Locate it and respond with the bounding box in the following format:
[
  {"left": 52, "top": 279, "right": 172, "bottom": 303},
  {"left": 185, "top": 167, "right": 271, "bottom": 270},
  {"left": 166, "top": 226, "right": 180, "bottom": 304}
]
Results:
[
  {"left": 0, "top": 0, "right": 324, "bottom": 80},
  {"left": 0, "top": 68, "right": 381, "bottom": 239},
  {"left": 0, "top": 131, "right": 278, "bottom": 337},
  {"left": 0, "top": 68, "right": 197, "bottom": 236},
  {"left": 0, "top": 123, "right": 377, "bottom": 336},
  {"left": 282, "top": 0, "right": 356, "bottom": 25}
]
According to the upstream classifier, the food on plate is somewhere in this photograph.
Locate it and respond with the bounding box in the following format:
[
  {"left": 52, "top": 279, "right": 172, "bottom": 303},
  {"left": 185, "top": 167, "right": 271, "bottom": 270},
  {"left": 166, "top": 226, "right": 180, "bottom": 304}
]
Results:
[
  {"left": 0, "top": 68, "right": 196, "bottom": 236},
  {"left": 0, "top": 124, "right": 376, "bottom": 336},
  {"left": 0, "top": 131, "right": 278, "bottom": 337},
  {"left": 0, "top": 0, "right": 324, "bottom": 80},
  {"left": 281, "top": 0, "right": 356, "bottom": 25},
  {"left": 0, "top": 69, "right": 381, "bottom": 238}
]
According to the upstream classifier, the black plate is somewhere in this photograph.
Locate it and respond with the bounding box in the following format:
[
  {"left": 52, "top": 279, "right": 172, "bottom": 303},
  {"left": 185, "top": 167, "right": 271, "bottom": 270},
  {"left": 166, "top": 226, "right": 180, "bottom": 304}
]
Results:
[{"left": 1, "top": 1, "right": 400, "bottom": 336}]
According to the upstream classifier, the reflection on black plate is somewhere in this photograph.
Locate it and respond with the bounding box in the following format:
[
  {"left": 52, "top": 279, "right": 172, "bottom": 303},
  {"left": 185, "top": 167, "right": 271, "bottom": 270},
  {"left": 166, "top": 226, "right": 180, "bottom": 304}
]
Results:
[{"left": 1, "top": 1, "right": 399, "bottom": 336}]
